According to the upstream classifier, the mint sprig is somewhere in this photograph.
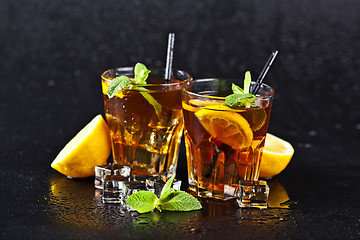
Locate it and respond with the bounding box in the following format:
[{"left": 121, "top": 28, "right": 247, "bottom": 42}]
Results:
[
  {"left": 107, "top": 63, "right": 162, "bottom": 117},
  {"left": 107, "top": 63, "right": 151, "bottom": 98},
  {"left": 224, "top": 71, "right": 256, "bottom": 108},
  {"left": 126, "top": 175, "right": 202, "bottom": 213}
]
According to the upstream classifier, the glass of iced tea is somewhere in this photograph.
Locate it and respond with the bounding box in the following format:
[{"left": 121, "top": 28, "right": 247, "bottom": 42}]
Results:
[
  {"left": 101, "top": 67, "right": 192, "bottom": 179},
  {"left": 182, "top": 78, "right": 274, "bottom": 206}
]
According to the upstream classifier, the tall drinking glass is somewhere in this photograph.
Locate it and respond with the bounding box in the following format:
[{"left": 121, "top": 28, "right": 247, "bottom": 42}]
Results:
[
  {"left": 182, "top": 78, "right": 274, "bottom": 207},
  {"left": 101, "top": 67, "right": 192, "bottom": 179}
]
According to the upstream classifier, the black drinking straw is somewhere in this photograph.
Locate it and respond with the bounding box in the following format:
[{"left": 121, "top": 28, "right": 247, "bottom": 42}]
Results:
[
  {"left": 251, "top": 50, "right": 278, "bottom": 95},
  {"left": 165, "top": 33, "right": 175, "bottom": 83}
]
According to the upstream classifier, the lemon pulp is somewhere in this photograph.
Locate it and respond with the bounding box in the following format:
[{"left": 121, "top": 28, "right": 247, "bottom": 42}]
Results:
[{"left": 194, "top": 108, "right": 253, "bottom": 150}]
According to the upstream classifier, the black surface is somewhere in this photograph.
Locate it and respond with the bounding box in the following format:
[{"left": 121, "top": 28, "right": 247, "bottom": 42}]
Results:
[{"left": 1, "top": 0, "right": 360, "bottom": 239}]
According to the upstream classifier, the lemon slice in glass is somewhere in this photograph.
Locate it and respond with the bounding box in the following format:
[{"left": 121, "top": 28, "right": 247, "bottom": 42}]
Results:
[
  {"left": 241, "top": 108, "right": 267, "bottom": 131},
  {"left": 194, "top": 109, "right": 253, "bottom": 150}
]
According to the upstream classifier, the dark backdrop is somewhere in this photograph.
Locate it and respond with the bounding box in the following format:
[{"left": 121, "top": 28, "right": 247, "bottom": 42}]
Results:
[{"left": 1, "top": 0, "right": 360, "bottom": 239}]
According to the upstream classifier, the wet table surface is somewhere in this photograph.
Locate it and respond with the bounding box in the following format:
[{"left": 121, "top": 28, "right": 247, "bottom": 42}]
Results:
[
  {"left": 2, "top": 129, "right": 360, "bottom": 239},
  {"left": 1, "top": 0, "right": 360, "bottom": 239}
]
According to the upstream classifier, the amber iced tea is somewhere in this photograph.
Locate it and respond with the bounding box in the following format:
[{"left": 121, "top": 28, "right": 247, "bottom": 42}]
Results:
[
  {"left": 101, "top": 68, "right": 191, "bottom": 177},
  {"left": 182, "top": 78, "right": 274, "bottom": 200}
]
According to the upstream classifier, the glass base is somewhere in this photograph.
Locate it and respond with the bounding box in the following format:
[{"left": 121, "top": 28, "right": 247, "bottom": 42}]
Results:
[
  {"left": 189, "top": 184, "right": 238, "bottom": 201},
  {"left": 236, "top": 180, "right": 269, "bottom": 209},
  {"left": 129, "top": 171, "right": 176, "bottom": 182}
]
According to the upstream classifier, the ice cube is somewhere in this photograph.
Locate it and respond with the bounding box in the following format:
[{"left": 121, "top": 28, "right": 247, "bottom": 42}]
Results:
[
  {"left": 236, "top": 180, "right": 269, "bottom": 209},
  {"left": 95, "top": 164, "right": 131, "bottom": 189},
  {"left": 172, "top": 179, "right": 182, "bottom": 191},
  {"left": 102, "top": 175, "right": 128, "bottom": 204}
]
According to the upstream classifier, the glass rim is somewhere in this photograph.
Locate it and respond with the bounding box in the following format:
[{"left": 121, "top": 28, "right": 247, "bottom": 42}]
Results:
[
  {"left": 183, "top": 78, "right": 275, "bottom": 100},
  {"left": 101, "top": 67, "right": 193, "bottom": 87}
]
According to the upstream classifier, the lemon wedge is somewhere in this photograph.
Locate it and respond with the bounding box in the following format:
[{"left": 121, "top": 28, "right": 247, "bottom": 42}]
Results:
[
  {"left": 51, "top": 114, "right": 112, "bottom": 178},
  {"left": 259, "top": 133, "right": 294, "bottom": 179},
  {"left": 194, "top": 109, "right": 253, "bottom": 150}
]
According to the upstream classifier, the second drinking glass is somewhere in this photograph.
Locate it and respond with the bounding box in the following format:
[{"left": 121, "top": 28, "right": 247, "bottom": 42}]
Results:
[{"left": 182, "top": 78, "right": 274, "bottom": 206}]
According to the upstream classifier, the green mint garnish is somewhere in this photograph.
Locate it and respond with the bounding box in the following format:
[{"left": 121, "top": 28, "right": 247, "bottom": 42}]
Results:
[
  {"left": 135, "top": 87, "right": 162, "bottom": 117},
  {"left": 232, "top": 83, "right": 244, "bottom": 94},
  {"left": 225, "top": 71, "right": 256, "bottom": 108},
  {"left": 243, "top": 71, "right": 251, "bottom": 94},
  {"left": 107, "top": 75, "right": 133, "bottom": 99},
  {"left": 107, "top": 63, "right": 151, "bottom": 98},
  {"left": 124, "top": 190, "right": 158, "bottom": 214},
  {"left": 126, "top": 174, "right": 202, "bottom": 214},
  {"left": 159, "top": 190, "right": 202, "bottom": 212},
  {"left": 134, "top": 62, "right": 151, "bottom": 84},
  {"left": 107, "top": 63, "right": 162, "bottom": 117}
]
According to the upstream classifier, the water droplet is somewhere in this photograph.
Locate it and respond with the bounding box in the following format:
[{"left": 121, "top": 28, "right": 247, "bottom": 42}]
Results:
[
  {"left": 304, "top": 143, "right": 313, "bottom": 148},
  {"left": 74, "top": 70, "right": 81, "bottom": 76},
  {"left": 48, "top": 79, "right": 55, "bottom": 86},
  {"left": 308, "top": 130, "right": 317, "bottom": 136}
]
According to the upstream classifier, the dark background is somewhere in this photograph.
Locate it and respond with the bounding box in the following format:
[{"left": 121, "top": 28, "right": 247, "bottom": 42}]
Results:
[{"left": 1, "top": 0, "right": 360, "bottom": 239}]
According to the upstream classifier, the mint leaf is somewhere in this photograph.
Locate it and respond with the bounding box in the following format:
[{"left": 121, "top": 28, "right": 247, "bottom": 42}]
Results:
[
  {"left": 224, "top": 71, "right": 256, "bottom": 108},
  {"left": 160, "top": 174, "right": 175, "bottom": 197},
  {"left": 225, "top": 93, "right": 255, "bottom": 108},
  {"left": 125, "top": 174, "right": 202, "bottom": 213},
  {"left": 129, "top": 85, "right": 162, "bottom": 118},
  {"left": 106, "top": 63, "right": 163, "bottom": 118},
  {"left": 140, "top": 92, "right": 162, "bottom": 117},
  {"left": 157, "top": 174, "right": 202, "bottom": 212},
  {"left": 126, "top": 190, "right": 158, "bottom": 213},
  {"left": 160, "top": 191, "right": 202, "bottom": 212},
  {"left": 232, "top": 84, "right": 244, "bottom": 94},
  {"left": 243, "top": 71, "right": 251, "bottom": 94},
  {"left": 158, "top": 175, "right": 176, "bottom": 205},
  {"left": 134, "top": 63, "right": 151, "bottom": 84},
  {"left": 107, "top": 76, "right": 133, "bottom": 98}
]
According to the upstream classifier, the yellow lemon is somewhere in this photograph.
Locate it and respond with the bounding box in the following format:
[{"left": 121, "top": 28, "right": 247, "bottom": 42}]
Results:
[
  {"left": 194, "top": 109, "right": 253, "bottom": 150},
  {"left": 259, "top": 133, "right": 294, "bottom": 179},
  {"left": 51, "top": 114, "right": 112, "bottom": 178}
]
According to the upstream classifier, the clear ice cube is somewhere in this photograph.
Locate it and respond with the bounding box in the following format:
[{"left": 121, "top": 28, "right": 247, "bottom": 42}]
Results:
[
  {"left": 236, "top": 180, "right": 269, "bottom": 209},
  {"left": 124, "top": 181, "right": 152, "bottom": 197},
  {"left": 102, "top": 175, "right": 128, "bottom": 204},
  {"left": 94, "top": 164, "right": 131, "bottom": 189}
]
